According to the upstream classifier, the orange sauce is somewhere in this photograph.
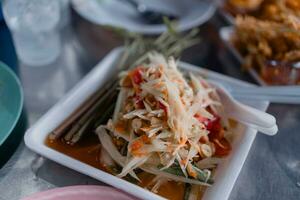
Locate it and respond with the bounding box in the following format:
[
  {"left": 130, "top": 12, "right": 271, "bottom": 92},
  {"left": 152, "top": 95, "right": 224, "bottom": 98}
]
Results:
[
  {"left": 46, "top": 134, "right": 104, "bottom": 170},
  {"left": 138, "top": 172, "right": 185, "bottom": 200},
  {"left": 45, "top": 135, "right": 186, "bottom": 200}
]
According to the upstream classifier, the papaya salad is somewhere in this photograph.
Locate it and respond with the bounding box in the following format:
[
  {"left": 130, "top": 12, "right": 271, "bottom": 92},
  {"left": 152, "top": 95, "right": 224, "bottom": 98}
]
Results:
[{"left": 95, "top": 53, "right": 234, "bottom": 199}]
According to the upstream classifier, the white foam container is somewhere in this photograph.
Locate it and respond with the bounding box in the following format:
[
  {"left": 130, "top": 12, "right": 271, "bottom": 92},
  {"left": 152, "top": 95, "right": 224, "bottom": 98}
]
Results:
[{"left": 25, "top": 47, "right": 269, "bottom": 200}]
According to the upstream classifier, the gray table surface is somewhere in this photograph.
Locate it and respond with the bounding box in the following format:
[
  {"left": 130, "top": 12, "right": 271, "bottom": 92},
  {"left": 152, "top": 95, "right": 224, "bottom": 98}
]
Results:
[{"left": 0, "top": 12, "right": 300, "bottom": 200}]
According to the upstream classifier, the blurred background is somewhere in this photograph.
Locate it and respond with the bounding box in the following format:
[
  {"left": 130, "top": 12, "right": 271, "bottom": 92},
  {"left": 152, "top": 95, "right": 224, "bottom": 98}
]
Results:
[{"left": 0, "top": 0, "right": 299, "bottom": 200}]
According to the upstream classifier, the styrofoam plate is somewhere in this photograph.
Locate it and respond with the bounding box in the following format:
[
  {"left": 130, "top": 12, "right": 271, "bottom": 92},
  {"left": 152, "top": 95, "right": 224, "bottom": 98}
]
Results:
[{"left": 25, "top": 47, "right": 269, "bottom": 200}]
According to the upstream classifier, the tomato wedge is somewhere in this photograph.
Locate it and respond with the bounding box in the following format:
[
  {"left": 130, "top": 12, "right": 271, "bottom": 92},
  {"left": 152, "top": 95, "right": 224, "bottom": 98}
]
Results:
[
  {"left": 130, "top": 67, "right": 143, "bottom": 85},
  {"left": 194, "top": 114, "right": 223, "bottom": 140}
]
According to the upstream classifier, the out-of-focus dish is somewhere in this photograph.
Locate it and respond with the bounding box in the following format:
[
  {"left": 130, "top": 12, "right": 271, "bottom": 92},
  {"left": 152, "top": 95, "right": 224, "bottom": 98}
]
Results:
[
  {"left": 72, "top": 0, "right": 216, "bottom": 35},
  {"left": 231, "top": 16, "right": 300, "bottom": 85},
  {"left": 219, "top": 0, "right": 300, "bottom": 85}
]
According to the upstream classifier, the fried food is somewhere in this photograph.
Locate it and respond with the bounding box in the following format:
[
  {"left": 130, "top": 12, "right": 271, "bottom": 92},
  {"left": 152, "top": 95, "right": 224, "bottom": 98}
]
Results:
[
  {"left": 226, "top": 0, "right": 300, "bottom": 20},
  {"left": 232, "top": 16, "right": 300, "bottom": 84}
]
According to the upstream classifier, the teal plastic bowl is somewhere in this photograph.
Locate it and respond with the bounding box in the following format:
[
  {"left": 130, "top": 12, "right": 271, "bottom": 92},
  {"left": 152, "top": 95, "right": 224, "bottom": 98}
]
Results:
[{"left": 0, "top": 61, "right": 27, "bottom": 167}]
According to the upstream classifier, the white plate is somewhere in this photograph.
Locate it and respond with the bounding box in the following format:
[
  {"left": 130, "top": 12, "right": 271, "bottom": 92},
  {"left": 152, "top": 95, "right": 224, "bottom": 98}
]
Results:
[
  {"left": 71, "top": 0, "right": 216, "bottom": 35},
  {"left": 25, "top": 47, "right": 269, "bottom": 200},
  {"left": 219, "top": 26, "right": 267, "bottom": 86}
]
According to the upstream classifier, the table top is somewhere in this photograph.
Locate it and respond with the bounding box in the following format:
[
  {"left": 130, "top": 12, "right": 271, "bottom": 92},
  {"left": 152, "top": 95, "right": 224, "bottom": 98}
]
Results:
[{"left": 0, "top": 9, "right": 300, "bottom": 200}]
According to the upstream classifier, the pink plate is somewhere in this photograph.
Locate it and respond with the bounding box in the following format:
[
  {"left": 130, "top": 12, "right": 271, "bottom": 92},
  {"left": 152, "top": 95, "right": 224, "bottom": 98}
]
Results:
[{"left": 22, "top": 185, "right": 138, "bottom": 200}]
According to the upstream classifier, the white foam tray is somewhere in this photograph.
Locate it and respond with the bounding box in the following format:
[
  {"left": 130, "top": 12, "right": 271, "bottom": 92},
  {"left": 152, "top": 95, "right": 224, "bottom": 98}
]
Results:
[{"left": 25, "top": 47, "right": 268, "bottom": 200}]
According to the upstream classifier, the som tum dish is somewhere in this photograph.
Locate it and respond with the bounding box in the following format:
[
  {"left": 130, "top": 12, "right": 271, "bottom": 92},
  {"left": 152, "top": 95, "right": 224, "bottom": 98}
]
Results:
[{"left": 47, "top": 53, "right": 236, "bottom": 200}]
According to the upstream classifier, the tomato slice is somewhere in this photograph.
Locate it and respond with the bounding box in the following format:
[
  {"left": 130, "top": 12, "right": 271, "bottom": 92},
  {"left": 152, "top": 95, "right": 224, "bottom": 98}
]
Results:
[
  {"left": 194, "top": 114, "right": 223, "bottom": 140},
  {"left": 130, "top": 67, "right": 143, "bottom": 85},
  {"left": 213, "top": 138, "right": 231, "bottom": 157}
]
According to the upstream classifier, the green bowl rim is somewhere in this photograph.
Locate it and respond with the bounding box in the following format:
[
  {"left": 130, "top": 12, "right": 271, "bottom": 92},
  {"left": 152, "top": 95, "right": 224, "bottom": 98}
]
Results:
[{"left": 0, "top": 61, "right": 24, "bottom": 146}]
